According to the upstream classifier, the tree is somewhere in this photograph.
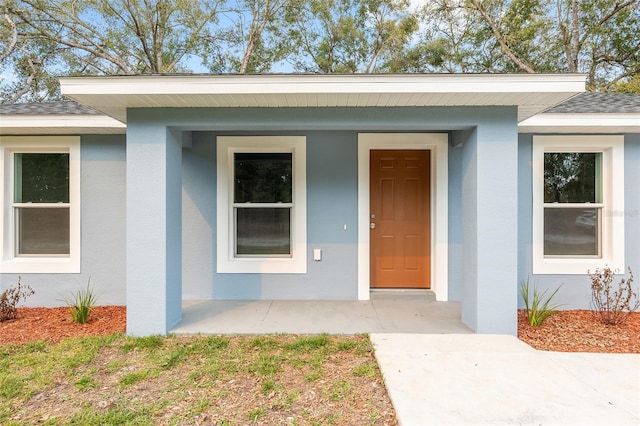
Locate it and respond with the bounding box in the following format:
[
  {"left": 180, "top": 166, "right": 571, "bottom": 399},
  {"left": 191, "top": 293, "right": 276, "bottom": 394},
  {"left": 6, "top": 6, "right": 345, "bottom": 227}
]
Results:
[
  {"left": 287, "top": 0, "right": 417, "bottom": 73},
  {"left": 1, "top": 0, "right": 223, "bottom": 102},
  {"left": 1, "top": 5, "right": 61, "bottom": 103},
  {"left": 203, "top": 0, "right": 299, "bottom": 73},
  {"left": 410, "top": 0, "right": 640, "bottom": 90}
]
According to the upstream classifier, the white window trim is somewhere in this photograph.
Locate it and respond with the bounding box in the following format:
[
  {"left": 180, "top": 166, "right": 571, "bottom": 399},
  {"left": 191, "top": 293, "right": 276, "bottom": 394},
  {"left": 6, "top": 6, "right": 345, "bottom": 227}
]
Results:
[
  {"left": 0, "top": 136, "right": 81, "bottom": 273},
  {"left": 532, "top": 135, "right": 624, "bottom": 274},
  {"left": 216, "top": 136, "right": 307, "bottom": 274},
  {"left": 357, "top": 133, "right": 449, "bottom": 301}
]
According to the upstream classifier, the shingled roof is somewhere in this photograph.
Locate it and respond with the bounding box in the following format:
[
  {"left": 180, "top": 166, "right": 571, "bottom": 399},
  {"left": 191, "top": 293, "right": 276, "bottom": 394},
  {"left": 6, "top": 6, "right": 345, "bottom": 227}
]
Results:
[
  {"left": 545, "top": 92, "right": 640, "bottom": 113},
  {"left": 0, "top": 100, "right": 101, "bottom": 115},
  {"left": 0, "top": 100, "right": 125, "bottom": 135}
]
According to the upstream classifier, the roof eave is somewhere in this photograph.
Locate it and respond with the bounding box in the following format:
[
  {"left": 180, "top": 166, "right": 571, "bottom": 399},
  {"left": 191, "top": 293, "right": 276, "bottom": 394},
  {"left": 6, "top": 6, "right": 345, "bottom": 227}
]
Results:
[
  {"left": 0, "top": 115, "right": 127, "bottom": 135},
  {"left": 59, "top": 74, "right": 587, "bottom": 123},
  {"left": 518, "top": 113, "right": 640, "bottom": 134}
]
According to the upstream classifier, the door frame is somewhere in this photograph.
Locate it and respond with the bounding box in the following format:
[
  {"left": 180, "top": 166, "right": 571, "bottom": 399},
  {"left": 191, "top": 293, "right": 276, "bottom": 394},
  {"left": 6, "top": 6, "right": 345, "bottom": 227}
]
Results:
[{"left": 357, "top": 133, "right": 449, "bottom": 301}]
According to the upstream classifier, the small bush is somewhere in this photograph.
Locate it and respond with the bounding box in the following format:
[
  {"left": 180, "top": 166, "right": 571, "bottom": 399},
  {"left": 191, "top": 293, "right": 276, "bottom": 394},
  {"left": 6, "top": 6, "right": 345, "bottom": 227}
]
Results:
[
  {"left": 61, "top": 278, "right": 98, "bottom": 324},
  {"left": 520, "top": 277, "right": 563, "bottom": 326},
  {"left": 590, "top": 266, "right": 639, "bottom": 325},
  {"left": 0, "top": 278, "right": 34, "bottom": 322}
]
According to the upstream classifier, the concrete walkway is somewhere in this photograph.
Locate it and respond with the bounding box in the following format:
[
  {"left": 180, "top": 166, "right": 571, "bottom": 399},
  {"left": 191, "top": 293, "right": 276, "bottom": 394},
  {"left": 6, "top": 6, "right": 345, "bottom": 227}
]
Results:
[
  {"left": 372, "top": 334, "right": 640, "bottom": 426},
  {"left": 170, "top": 299, "right": 640, "bottom": 426}
]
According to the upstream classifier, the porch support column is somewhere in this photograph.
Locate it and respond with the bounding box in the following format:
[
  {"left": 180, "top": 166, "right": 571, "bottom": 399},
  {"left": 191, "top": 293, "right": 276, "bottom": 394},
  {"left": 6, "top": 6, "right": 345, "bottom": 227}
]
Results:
[
  {"left": 126, "top": 118, "right": 182, "bottom": 336},
  {"left": 460, "top": 108, "right": 518, "bottom": 335}
]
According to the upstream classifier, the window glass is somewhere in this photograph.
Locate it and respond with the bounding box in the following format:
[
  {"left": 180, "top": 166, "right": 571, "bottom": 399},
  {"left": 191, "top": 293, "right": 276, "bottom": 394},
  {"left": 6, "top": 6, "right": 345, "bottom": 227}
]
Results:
[
  {"left": 15, "top": 153, "right": 69, "bottom": 203},
  {"left": 236, "top": 208, "right": 291, "bottom": 255},
  {"left": 234, "top": 153, "right": 292, "bottom": 203},
  {"left": 544, "top": 153, "right": 600, "bottom": 203},
  {"left": 543, "top": 208, "right": 599, "bottom": 256},
  {"left": 16, "top": 207, "right": 70, "bottom": 255}
]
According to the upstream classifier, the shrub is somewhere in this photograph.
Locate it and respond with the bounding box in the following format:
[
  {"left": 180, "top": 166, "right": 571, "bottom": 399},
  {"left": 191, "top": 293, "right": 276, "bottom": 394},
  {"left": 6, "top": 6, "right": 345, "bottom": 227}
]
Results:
[
  {"left": 61, "top": 278, "right": 98, "bottom": 324},
  {"left": 590, "top": 266, "right": 639, "bottom": 325},
  {"left": 0, "top": 277, "right": 35, "bottom": 322},
  {"left": 520, "top": 277, "right": 563, "bottom": 326}
]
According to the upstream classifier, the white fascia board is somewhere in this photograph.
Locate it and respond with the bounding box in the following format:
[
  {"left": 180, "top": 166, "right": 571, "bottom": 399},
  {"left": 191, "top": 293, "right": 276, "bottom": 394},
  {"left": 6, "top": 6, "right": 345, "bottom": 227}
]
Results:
[
  {"left": 60, "top": 74, "right": 586, "bottom": 96},
  {"left": 0, "top": 115, "right": 126, "bottom": 134},
  {"left": 519, "top": 113, "right": 640, "bottom": 134}
]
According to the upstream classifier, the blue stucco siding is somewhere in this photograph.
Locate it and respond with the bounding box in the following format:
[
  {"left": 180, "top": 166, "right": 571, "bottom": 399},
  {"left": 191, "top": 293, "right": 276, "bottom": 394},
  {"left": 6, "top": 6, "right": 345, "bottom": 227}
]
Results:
[
  {"left": 0, "top": 134, "right": 127, "bottom": 307},
  {"left": 182, "top": 130, "right": 359, "bottom": 300},
  {"left": 517, "top": 133, "right": 640, "bottom": 309}
]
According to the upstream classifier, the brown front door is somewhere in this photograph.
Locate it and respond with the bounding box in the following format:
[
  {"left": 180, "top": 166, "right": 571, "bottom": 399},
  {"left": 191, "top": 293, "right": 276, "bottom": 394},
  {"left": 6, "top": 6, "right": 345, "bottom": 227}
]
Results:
[{"left": 370, "top": 150, "right": 430, "bottom": 288}]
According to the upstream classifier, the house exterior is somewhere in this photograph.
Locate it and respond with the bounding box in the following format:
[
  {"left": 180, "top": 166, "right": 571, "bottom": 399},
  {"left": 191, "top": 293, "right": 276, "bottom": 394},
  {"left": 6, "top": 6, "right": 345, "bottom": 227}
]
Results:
[{"left": 1, "top": 74, "right": 638, "bottom": 337}]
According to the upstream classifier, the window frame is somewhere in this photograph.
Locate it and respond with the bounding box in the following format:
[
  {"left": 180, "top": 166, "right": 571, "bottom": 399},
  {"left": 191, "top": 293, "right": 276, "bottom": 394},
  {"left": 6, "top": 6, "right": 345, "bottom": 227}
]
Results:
[
  {"left": 1, "top": 136, "right": 81, "bottom": 273},
  {"left": 532, "top": 135, "right": 624, "bottom": 274},
  {"left": 216, "top": 136, "right": 307, "bottom": 274}
]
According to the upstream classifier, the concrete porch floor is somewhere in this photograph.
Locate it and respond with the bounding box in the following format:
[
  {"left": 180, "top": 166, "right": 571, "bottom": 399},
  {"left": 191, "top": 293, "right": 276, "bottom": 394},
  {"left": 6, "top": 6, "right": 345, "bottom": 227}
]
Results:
[{"left": 170, "top": 290, "right": 473, "bottom": 335}]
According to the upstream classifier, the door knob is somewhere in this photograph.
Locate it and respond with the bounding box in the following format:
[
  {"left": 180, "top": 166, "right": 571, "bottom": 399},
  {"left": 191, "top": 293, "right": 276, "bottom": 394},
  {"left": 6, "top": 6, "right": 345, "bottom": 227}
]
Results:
[{"left": 370, "top": 223, "right": 376, "bottom": 229}]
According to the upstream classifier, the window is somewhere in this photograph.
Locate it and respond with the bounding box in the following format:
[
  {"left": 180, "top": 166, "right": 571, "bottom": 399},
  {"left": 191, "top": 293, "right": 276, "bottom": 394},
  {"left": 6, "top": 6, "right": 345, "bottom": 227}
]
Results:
[
  {"left": 234, "top": 153, "right": 292, "bottom": 256},
  {"left": 217, "top": 136, "right": 306, "bottom": 273},
  {"left": 1, "top": 137, "right": 81, "bottom": 273},
  {"left": 533, "top": 136, "right": 624, "bottom": 274}
]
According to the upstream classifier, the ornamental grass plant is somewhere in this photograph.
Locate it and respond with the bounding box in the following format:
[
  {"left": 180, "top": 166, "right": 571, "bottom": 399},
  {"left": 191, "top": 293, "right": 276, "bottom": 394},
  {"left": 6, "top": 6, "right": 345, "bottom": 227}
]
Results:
[
  {"left": 61, "top": 279, "right": 98, "bottom": 324},
  {"left": 520, "top": 277, "right": 563, "bottom": 326}
]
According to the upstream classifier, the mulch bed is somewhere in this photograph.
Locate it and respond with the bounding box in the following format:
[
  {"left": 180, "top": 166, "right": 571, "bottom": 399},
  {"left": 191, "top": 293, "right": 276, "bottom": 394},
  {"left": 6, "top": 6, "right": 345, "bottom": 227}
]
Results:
[
  {"left": 1, "top": 307, "right": 639, "bottom": 354},
  {"left": 0, "top": 306, "right": 126, "bottom": 345},
  {"left": 517, "top": 309, "right": 640, "bottom": 353}
]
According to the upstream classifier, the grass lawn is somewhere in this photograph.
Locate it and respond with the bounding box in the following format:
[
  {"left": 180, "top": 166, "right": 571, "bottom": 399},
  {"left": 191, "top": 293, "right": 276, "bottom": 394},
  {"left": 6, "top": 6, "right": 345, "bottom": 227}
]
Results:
[{"left": 0, "top": 333, "right": 396, "bottom": 425}]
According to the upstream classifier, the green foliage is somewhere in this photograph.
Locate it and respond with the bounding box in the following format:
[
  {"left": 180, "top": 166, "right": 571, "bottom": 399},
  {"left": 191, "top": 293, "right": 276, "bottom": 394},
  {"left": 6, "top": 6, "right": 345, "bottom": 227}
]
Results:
[
  {"left": 121, "top": 335, "right": 164, "bottom": 352},
  {"left": 0, "top": 277, "right": 34, "bottom": 322},
  {"left": 520, "top": 277, "right": 563, "bottom": 326},
  {"left": 612, "top": 74, "right": 640, "bottom": 94},
  {"left": 590, "top": 266, "right": 639, "bottom": 325},
  {"left": 286, "top": 333, "right": 330, "bottom": 351},
  {"left": 61, "top": 278, "right": 98, "bottom": 324},
  {"left": 120, "top": 369, "right": 154, "bottom": 387},
  {"left": 351, "top": 361, "right": 378, "bottom": 377}
]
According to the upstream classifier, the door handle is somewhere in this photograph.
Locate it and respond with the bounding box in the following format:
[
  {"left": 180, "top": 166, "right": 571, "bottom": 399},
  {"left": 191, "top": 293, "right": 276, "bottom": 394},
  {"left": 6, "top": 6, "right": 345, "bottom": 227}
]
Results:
[{"left": 370, "top": 223, "right": 376, "bottom": 229}]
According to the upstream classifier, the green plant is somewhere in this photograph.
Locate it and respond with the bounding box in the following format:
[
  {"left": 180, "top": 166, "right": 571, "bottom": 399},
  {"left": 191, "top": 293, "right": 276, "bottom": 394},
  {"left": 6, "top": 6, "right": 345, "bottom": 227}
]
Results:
[
  {"left": 0, "top": 277, "right": 34, "bottom": 322},
  {"left": 590, "top": 266, "right": 639, "bottom": 325},
  {"left": 520, "top": 277, "right": 563, "bottom": 326},
  {"left": 61, "top": 278, "right": 98, "bottom": 324}
]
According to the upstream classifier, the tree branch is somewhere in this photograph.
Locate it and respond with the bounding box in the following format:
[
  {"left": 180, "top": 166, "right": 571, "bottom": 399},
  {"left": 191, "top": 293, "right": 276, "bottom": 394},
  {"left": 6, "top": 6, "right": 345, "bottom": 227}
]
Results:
[{"left": 469, "top": 0, "right": 536, "bottom": 73}]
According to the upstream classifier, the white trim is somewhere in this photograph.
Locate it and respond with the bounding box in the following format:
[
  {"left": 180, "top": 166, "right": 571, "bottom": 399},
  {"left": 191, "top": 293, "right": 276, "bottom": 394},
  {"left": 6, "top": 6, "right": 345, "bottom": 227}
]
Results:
[
  {"left": 532, "top": 135, "right": 625, "bottom": 274},
  {"left": 519, "top": 113, "right": 640, "bottom": 134},
  {"left": 61, "top": 74, "right": 586, "bottom": 95},
  {"left": 357, "top": 133, "right": 449, "bottom": 301},
  {"left": 0, "top": 136, "right": 81, "bottom": 273},
  {"left": 216, "top": 136, "right": 307, "bottom": 274},
  {"left": 0, "top": 115, "right": 126, "bottom": 130}
]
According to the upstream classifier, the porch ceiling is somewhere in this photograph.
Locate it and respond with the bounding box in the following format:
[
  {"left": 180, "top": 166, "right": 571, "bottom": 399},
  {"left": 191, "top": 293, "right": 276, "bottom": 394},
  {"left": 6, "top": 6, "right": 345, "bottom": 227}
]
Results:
[{"left": 60, "top": 74, "right": 586, "bottom": 124}]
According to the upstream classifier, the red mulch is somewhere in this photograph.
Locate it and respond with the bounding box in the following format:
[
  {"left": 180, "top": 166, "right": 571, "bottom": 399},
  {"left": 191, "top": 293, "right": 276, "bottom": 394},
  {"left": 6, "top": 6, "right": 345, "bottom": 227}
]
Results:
[
  {"left": 518, "top": 309, "right": 640, "bottom": 353},
  {"left": 0, "top": 306, "right": 126, "bottom": 345}
]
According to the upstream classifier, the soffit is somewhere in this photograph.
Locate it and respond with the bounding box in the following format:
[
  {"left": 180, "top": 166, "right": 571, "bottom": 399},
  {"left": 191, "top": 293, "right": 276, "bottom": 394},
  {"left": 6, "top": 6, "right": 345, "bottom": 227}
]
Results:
[{"left": 59, "top": 74, "right": 586, "bottom": 123}]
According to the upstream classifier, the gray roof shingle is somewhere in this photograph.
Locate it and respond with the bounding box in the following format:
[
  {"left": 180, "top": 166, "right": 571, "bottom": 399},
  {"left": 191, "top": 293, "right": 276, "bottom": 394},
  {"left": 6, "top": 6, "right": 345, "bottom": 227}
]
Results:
[
  {"left": 0, "top": 100, "right": 101, "bottom": 115},
  {"left": 545, "top": 92, "right": 640, "bottom": 113}
]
